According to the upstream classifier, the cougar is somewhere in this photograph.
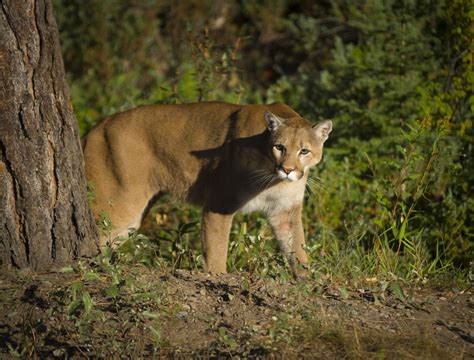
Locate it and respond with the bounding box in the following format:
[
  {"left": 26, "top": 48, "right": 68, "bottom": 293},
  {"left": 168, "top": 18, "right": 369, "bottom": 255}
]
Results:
[{"left": 82, "top": 102, "right": 332, "bottom": 277}]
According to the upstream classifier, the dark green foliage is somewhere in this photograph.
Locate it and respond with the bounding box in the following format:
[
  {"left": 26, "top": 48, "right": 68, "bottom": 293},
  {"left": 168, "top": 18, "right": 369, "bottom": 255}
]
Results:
[
  {"left": 266, "top": 0, "right": 473, "bottom": 273},
  {"left": 53, "top": 0, "right": 473, "bottom": 279}
]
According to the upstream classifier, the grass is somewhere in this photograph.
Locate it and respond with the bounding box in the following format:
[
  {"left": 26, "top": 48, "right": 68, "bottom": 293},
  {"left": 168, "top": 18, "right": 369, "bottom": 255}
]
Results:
[
  {"left": 1, "top": 189, "right": 468, "bottom": 358},
  {"left": 1, "top": 249, "right": 469, "bottom": 359},
  {"left": 104, "top": 194, "right": 465, "bottom": 288}
]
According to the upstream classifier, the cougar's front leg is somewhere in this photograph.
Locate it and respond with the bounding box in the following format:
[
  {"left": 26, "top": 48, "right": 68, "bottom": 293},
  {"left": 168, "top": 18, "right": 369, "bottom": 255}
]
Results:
[
  {"left": 269, "top": 205, "right": 308, "bottom": 278},
  {"left": 201, "top": 210, "right": 234, "bottom": 273}
]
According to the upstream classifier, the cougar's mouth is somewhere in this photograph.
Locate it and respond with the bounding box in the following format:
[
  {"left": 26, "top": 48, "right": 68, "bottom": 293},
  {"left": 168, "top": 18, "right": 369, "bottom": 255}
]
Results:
[{"left": 276, "top": 167, "right": 302, "bottom": 182}]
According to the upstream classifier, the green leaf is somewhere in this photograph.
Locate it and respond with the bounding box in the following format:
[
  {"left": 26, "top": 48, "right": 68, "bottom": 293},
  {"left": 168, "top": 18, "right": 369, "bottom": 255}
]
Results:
[
  {"left": 389, "top": 282, "right": 406, "bottom": 302},
  {"left": 339, "top": 286, "right": 349, "bottom": 300},
  {"left": 82, "top": 291, "right": 93, "bottom": 314},
  {"left": 70, "top": 281, "right": 84, "bottom": 301},
  {"left": 142, "top": 311, "right": 160, "bottom": 319},
  {"left": 111, "top": 271, "right": 121, "bottom": 285},
  {"left": 84, "top": 271, "right": 101, "bottom": 282},
  {"left": 7, "top": 342, "right": 22, "bottom": 357},
  {"left": 106, "top": 284, "right": 119, "bottom": 298},
  {"left": 180, "top": 221, "right": 199, "bottom": 234},
  {"left": 398, "top": 220, "right": 407, "bottom": 242},
  {"left": 59, "top": 266, "right": 75, "bottom": 273},
  {"left": 67, "top": 300, "right": 80, "bottom": 316},
  {"left": 148, "top": 324, "right": 161, "bottom": 344}
]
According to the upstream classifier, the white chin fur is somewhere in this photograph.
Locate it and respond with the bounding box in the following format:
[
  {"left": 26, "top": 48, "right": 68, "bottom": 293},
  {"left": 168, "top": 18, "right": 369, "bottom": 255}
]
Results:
[{"left": 277, "top": 170, "right": 299, "bottom": 182}]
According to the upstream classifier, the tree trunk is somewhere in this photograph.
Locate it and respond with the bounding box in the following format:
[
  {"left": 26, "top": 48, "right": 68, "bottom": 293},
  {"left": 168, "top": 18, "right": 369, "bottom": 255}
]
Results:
[{"left": 0, "top": 0, "right": 99, "bottom": 270}]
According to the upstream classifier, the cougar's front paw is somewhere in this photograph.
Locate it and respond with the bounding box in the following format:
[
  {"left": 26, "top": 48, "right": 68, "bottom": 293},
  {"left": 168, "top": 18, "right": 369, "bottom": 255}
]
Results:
[{"left": 290, "top": 262, "right": 309, "bottom": 280}]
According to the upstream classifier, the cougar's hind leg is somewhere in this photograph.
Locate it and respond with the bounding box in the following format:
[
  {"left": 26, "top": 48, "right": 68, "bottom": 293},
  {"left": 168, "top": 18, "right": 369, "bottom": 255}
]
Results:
[{"left": 95, "top": 190, "right": 154, "bottom": 248}]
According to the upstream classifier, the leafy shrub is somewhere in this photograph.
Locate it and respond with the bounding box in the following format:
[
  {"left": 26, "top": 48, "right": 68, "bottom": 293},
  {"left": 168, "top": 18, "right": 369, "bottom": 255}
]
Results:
[{"left": 267, "top": 0, "right": 473, "bottom": 273}]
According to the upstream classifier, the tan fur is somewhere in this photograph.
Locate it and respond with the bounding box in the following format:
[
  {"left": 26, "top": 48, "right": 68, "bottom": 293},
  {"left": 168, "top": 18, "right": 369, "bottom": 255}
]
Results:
[{"left": 82, "top": 101, "right": 332, "bottom": 277}]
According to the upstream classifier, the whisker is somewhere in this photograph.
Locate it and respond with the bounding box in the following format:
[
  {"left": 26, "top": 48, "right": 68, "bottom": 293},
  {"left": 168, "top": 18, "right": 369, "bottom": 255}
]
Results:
[
  {"left": 306, "top": 177, "right": 328, "bottom": 194},
  {"left": 250, "top": 172, "right": 276, "bottom": 191},
  {"left": 305, "top": 183, "right": 314, "bottom": 195},
  {"left": 247, "top": 169, "right": 271, "bottom": 180},
  {"left": 307, "top": 174, "right": 326, "bottom": 186},
  {"left": 248, "top": 173, "right": 269, "bottom": 181},
  {"left": 245, "top": 168, "right": 278, "bottom": 191},
  {"left": 308, "top": 174, "right": 325, "bottom": 183},
  {"left": 251, "top": 174, "right": 271, "bottom": 188}
]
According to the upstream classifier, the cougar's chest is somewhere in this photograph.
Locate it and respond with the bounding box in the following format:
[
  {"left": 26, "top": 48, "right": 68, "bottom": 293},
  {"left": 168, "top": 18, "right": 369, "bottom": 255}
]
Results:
[{"left": 240, "top": 180, "right": 306, "bottom": 216}]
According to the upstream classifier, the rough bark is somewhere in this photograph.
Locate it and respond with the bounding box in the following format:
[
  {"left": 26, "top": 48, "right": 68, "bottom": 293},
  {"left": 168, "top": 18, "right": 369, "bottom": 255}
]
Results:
[{"left": 0, "top": 0, "right": 99, "bottom": 270}]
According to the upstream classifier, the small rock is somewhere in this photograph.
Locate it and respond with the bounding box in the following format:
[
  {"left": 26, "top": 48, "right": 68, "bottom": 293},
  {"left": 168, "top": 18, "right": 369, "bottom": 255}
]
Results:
[
  {"left": 439, "top": 296, "right": 447, "bottom": 301},
  {"left": 264, "top": 308, "right": 271, "bottom": 315},
  {"left": 200, "top": 289, "right": 206, "bottom": 296},
  {"left": 395, "top": 304, "right": 405, "bottom": 310},
  {"left": 221, "top": 309, "right": 232, "bottom": 317},
  {"left": 182, "top": 304, "right": 191, "bottom": 311},
  {"left": 175, "top": 311, "right": 188, "bottom": 319},
  {"left": 53, "top": 348, "right": 65, "bottom": 357}
]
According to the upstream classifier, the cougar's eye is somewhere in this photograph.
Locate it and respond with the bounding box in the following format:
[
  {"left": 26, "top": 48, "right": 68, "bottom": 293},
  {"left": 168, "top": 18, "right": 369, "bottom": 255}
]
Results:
[
  {"left": 274, "top": 144, "right": 285, "bottom": 152},
  {"left": 300, "top": 148, "right": 310, "bottom": 155}
]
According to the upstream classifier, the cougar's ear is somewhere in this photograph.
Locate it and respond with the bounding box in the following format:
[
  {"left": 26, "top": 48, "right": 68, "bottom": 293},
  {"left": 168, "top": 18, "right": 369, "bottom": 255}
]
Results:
[
  {"left": 313, "top": 120, "right": 333, "bottom": 143},
  {"left": 265, "top": 111, "right": 284, "bottom": 132}
]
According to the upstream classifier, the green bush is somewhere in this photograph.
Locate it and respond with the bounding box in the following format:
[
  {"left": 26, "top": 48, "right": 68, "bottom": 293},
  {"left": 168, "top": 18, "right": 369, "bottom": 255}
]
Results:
[{"left": 267, "top": 0, "right": 473, "bottom": 273}]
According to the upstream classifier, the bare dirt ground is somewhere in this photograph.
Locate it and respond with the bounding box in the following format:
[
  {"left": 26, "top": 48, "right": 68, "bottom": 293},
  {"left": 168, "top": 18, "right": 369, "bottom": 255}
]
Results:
[{"left": 0, "top": 267, "right": 473, "bottom": 359}]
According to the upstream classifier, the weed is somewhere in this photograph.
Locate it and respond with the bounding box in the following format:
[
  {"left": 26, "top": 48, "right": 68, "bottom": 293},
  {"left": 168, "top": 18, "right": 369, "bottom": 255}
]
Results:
[
  {"left": 227, "top": 217, "right": 292, "bottom": 280},
  {"left": 97, "top": 210, "right": 115, "bottom": 240}
]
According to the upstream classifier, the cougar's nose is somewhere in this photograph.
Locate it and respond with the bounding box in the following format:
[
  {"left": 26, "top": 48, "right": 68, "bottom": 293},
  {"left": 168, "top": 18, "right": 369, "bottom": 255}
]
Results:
[{"left": 281, "top": 166, "right": 294, "bottom": 174}]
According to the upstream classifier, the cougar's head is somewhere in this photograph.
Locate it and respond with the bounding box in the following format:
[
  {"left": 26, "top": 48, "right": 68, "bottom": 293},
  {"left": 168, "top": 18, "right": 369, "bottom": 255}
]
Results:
[{"left": 265, "top": 111, "right": 332, "bottom": 182}]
